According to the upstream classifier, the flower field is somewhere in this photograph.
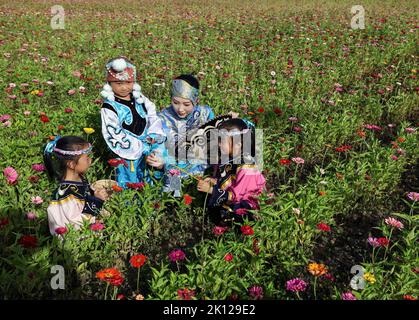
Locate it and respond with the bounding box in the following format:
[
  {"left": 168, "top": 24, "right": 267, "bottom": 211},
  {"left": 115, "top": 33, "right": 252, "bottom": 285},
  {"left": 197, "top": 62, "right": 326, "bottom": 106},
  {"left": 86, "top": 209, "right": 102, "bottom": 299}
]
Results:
[{"left": 0, "top": 0, "right": 418, "bottom": 300}]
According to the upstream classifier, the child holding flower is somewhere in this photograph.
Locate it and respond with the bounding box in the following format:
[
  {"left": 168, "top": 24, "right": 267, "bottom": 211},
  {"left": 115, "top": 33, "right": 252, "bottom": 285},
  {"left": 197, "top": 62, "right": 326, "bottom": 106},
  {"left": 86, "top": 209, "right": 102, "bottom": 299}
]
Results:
[{"left": 100, "top": 56, "right": 166, "bottom": 187}]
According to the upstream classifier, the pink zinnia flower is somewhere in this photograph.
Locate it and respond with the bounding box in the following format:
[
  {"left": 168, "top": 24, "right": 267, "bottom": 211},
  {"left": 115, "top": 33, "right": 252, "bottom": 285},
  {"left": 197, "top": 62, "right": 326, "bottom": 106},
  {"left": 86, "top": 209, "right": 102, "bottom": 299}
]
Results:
[
  {"left": 367, "top": 237, "right": 381, "bottom": 248},
  {"left": 0, "top": 114, "right": 11, "bottom": 122},
  {"left": 291, "top": 157, "right": 305, "bottom": 165},
  {"left": 26, "top": 212, "right": 37, "bottom": 220},
  {"left": 32, "top": 164, "right": 45, "bottom": 172},
  {"left": 23, "top": 110, "right": 31, "bottom": 116},
  {"left": 168, "top": 169, "right": 181, "bottom": 176},
  {"left": 288, "top": 116, "right": 298, "bottom": 122},
  {"left": 2, "top": 121, "right": 11, "bottom": 127},
  {"left": 407, "top": 192, "right": 419, "bottom": 201},
  {"left": 89, "top": 222, "right": 105, "bottom": 231},
  {"left": 213, "top": 226, "right": 227, "bottom": 235},
  {"left": 79, "top": 86, "right": 86, "bottom": 93},
  {"left": 384, "top": 217, "right": 404, "bottom": 230},
  {"left": 31, "top": 196, "right": 43, "bottom": 205},
  {"left": 224, "top": 253, "right": 233, "bottom": 262},
  {"left": 3, "top": 167, "right": 18, "bottom": 184},
  {"left": 363, "top": 124, "right": 382, "bottom": 131},
  {"left": 248, "top": 286, "right": 263, "bottom": 300},
  {"left": 391, "top": 155, "right": 398, "bottom": 161},
  {"left": 405, "top": 128, "right": 416, "bottom": 134},
  {"left": 67, "top": 89, "right": 76, "bottom": 95},
  {"left": 342, "top": 292, "right": 357, "bottom": 300},
  {"left": 168, "top": 249, "right": 186, "bottom": 262},
  {"left": 286, "top": 278, "right": 307, "bottom": 292}
]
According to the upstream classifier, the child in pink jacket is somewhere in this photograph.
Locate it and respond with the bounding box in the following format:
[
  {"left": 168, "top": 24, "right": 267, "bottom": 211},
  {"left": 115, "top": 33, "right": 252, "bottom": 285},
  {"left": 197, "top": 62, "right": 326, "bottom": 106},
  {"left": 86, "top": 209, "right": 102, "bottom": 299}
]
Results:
[{"left": 197, "top": 118, "right": 266, "bottom": 225}]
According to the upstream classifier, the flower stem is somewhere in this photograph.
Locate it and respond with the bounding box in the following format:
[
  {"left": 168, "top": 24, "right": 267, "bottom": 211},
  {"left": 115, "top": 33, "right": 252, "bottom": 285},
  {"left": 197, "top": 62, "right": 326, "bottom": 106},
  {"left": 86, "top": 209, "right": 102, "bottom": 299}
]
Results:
[
  {"left": 136, "top": 268, "right": 141, "bottom": 293},
  {"left": 201, "top": 191, "right": 209, "bottom": 243},
  {"left": 104, "top": 282, "right": 109, "bottom": 300}
]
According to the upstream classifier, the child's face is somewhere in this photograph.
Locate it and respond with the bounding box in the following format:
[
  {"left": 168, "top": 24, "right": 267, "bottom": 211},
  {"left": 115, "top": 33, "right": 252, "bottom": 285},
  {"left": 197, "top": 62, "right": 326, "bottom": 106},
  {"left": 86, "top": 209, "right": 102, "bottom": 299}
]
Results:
[
  {"left": 171, "top": 96, "right": 194, "bottom": 118},
  {"left": 69, "top": 153, "right": 92, "bottom": 175},
  {"left": 110, "top": 81, "right": 134, "bottom": 99},
  {"left": 219, "top": 136, "right": 242, "bottom": 157}
]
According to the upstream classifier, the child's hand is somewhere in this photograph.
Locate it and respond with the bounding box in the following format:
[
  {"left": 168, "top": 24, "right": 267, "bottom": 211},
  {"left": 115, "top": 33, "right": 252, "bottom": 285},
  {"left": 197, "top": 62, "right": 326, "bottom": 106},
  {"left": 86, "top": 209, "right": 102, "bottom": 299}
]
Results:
[
  {"left": 228, "top": 111, "right": 240, "bottom": 118},
  {"left": 94, "top": 188, "right": 109, "bottom": 201},
  {"left": 197, "top": 178, "right": 214, "bottom": 194},
  {"left": 146, "top": 153, "right": 164, "bottom": 169}
]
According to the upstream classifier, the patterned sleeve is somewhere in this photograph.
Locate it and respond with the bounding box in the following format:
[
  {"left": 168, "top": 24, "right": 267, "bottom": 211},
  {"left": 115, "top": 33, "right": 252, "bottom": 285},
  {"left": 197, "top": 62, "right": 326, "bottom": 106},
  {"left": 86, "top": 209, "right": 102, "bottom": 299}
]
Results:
[{"left": 101, "top": 105, "right": 146, "bottom": 160}]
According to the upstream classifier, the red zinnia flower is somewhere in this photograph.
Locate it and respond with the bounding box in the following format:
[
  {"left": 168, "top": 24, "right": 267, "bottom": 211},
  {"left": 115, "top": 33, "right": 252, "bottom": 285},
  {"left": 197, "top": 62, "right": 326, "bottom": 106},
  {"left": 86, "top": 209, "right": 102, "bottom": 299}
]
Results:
[
  {"left": 403, "top": 295, "right": 417, "bottom": 300},
  {"left": 40, "top": 115, "right": 50, "bottom": 123},
  {"left": 108, "top": 159, "right": 128, "bottom": 167},
  {"left": 273, "top": 107, "right": 282, "bottom": 115},
  {"left": 96, "top": 268, "right": 121, "bottom": 284},
  {"left": 109, "top": 275, "right": 124, "bottom": 286},
  {"left": 241, "top": 225, "right": 254, "bottom": 236},
  {"left": 130, "top": 254, "right": 147, "bottom": 268},
  {"left": 317, "top": 223, "right": 331, "bottom": 232},
  {"left": 112, "top": 185, "right": 123, "bottom": 192},
  {"left": 257, "top": 107, "right": 265, "bottom": 113},
  {"left": 279, "top": 159, "right": 291, "bottom": 166},
  {"left": 0, "top": 217, "right": 9, "bottom": 228},
  {"left": 183, "top": 194, "right": 192, "bottom": 205},
  {"left": 126, "top": 182, "right": 145, "bottom": 190},
  {"left": 18, "top": 235, "right": 38, "bottom": 248},
  {"left": 177, "top": 288, "right": 195, "bottom": 300},
  {"left": 377, "top": 237, "right": 389, "bottom": 247}
]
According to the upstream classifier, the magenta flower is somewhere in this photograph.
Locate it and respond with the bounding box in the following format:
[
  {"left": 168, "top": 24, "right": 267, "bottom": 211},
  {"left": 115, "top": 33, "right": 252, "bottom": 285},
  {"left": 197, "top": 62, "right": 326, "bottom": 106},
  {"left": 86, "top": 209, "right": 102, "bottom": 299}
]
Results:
[
  {"left": 286, "top": 278, "right": 307, "bottom": 292},
  {"left": 31, "top": 196, "right": 43, "bottom": 205},
  {"left": 391, "top": 155, "right": 398, "bottom": 161},
  {"left": 367, "top": 237, "right": 381, "bottom": 248},
  {"left": 55, "top": 227, "right": 68, "bottom": 235},
  {"left": 32, "top": 164, "right": 45, "bottom": 172},
  {"left": 407, "top": 192, "right": 419, "bottom": 201},
  {"left": 168, "top": 249, "right": 186, "bottom": 262},
  {"left": 168, "top": 169, "right": 181, "bottom": 176},
  {"left": 213, "top": 226, "right": 228, "bottom": 235},
  {"left": 235, "top": 208, "right": 248, "bottom": 215},
  {"left": 26, "top": 212, "right": 37, "bottom": 220},
  {"left": 291, "top": 157, "right": 305, "bottom": 165},
  {"left": 248, "top": 286, "right": 264, "bottom": 300},
  {"left": 384, "top": 217, "right": 404, "bottom": 230},
  {"left": 0, "top": 114, "right": 11, "bottom": 122},
  {"left": 342, "top": 292, "right": 357, "bottom": 300},
  {"left": 89, "top": 222, "right": 105, "bottom": 231},
  {"left": 3, "top": 167, "right": 18, "bottom": 185}
]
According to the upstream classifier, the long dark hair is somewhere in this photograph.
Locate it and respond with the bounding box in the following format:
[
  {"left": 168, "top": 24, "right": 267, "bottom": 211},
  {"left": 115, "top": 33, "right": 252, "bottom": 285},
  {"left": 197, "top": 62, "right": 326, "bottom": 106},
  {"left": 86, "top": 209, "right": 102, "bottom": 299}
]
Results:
[{"left": 43, "top": 136, "right": 90, "bottom": 181}]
